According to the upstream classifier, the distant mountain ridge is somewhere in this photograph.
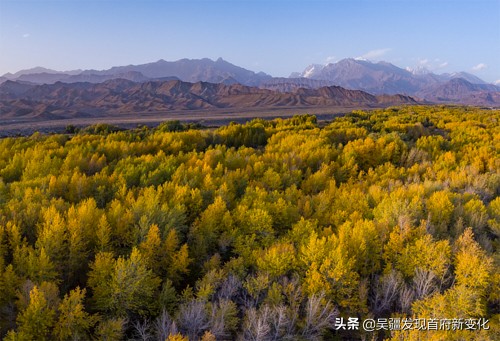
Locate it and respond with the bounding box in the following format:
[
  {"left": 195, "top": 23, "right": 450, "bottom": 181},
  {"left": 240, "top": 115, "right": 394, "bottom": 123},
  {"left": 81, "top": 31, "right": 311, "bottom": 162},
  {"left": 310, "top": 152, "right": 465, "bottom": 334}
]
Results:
[
  {"left": 290, "top": 58, "right": 499, "bottom": 105},
  {"left": 2, "top": 66, "right": 82, "bottom": 79},
  {"left": 417, "top": 78, "right": 500, "bottom": 105},
  {"left": 0, "top": 79, "right": 417, "bottom": 120},
  {"left": 2, "top": 57, "right": 499, "bottom": 106},
  {"left": 293, "top": 58, "right": 433, "bottom": 94},
  {"left": 292, "top": 58, "right": 497, "bottom": 95},
  {"left": 259, "top": 78, "right": 337, "bottom": 92},
  {"left": 2, "top": 58, "right": 271, "bottom": 87}
]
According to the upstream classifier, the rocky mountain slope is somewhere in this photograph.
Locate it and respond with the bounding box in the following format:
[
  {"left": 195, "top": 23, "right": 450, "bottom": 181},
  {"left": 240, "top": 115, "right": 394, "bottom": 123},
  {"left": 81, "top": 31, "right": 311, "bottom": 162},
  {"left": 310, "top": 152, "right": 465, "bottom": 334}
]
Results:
[
  {"left": 417, "top": 78, "right": 500, "bottom": 105},
  {"left": 290, "top": 59, "right": 499, "bottom": 105},
  {"left": 0, "top": 79, "right": 417, "bottom": 120},
  {"left": 2, "top": 58, "right": 498, "bottom": 106}
]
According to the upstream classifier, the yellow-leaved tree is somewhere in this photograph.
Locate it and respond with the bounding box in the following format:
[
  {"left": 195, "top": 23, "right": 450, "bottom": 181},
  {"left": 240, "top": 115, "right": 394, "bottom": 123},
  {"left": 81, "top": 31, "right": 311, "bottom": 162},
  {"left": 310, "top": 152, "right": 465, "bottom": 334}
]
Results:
[{"left": 388, "top": 228, "right": 497, "bottom": 341}]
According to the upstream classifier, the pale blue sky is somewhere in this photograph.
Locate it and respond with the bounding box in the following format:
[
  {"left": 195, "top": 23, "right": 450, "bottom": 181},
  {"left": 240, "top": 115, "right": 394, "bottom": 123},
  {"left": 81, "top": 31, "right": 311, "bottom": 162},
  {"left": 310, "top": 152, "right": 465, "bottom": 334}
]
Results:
[{"left": 1, "top": 0, "right": 499, "bottom": 82}]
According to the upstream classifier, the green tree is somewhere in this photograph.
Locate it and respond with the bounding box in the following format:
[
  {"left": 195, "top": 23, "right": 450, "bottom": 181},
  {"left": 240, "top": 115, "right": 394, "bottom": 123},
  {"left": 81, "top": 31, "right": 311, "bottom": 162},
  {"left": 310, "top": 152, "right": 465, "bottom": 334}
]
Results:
[
  {"left": 8, "top": 286, "right": 55, "bottom": 340},
  {"left": 88, "top": 248, "right": 161, "bottom": 317},
  {"left": 54, "top": 287, "right": 96, "bottom": 340}
]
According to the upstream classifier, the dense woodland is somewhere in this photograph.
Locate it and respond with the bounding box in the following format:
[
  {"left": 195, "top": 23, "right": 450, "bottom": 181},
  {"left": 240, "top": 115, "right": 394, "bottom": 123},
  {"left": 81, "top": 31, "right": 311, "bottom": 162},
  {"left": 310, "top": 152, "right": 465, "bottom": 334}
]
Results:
[{"left": 0, "top": 106, "right": 498, "bottom": 340}]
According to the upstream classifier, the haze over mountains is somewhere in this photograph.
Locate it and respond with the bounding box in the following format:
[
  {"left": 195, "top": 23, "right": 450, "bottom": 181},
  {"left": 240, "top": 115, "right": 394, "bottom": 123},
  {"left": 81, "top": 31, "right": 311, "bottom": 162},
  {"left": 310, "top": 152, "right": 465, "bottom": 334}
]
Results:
[{"left": 1, "top": 57, "right": 499, "bottom": 108}]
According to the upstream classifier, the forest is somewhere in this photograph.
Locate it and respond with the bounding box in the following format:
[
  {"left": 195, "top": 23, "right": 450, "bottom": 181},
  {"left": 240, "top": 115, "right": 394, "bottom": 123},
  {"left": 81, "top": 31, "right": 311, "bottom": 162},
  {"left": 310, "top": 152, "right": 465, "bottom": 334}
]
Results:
[{"left": 0, "top": 106, "right": 498, "bottom": 340}]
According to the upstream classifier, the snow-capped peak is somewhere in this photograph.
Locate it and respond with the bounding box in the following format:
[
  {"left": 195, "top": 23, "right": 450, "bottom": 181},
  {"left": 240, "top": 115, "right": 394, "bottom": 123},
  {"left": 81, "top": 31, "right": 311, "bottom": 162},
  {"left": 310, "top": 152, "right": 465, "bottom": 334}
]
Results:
[{"left": 301, "top": 64, "right": 324, "bottom": 78}]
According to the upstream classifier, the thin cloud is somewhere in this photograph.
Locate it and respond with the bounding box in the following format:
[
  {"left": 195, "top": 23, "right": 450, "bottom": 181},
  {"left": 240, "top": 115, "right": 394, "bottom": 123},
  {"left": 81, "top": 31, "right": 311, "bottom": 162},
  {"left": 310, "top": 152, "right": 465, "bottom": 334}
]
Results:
[
  {"left": 22, "top": 33, "right": 30, "bottom": 38},
  {"left": 472, "top": 63, "right": 487, "bottom": 71},
  {"left": 356, "top": 48, "right": 391, "bottom": 61},
  {"left": 325, "top": 56, "right": 336, "bottom": 64},
  {"left": 410, "top": 58, "right": 448, "bottom": 71}
]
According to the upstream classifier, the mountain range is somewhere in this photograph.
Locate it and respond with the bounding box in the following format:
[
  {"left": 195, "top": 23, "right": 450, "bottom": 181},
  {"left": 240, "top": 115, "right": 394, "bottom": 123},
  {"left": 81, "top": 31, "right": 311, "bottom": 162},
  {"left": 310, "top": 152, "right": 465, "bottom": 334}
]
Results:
[
  {"left": 1, "top": 57, "right": 499, "bottom": 108},
  {"left": 0, "top": 58, "right": 271, "bottom": 87},
  {"left": 0, "top": 79, "right": 418, "bottom": 120},
  {"left": 289, "top": 59, "right": 500, "bottom": 103}
]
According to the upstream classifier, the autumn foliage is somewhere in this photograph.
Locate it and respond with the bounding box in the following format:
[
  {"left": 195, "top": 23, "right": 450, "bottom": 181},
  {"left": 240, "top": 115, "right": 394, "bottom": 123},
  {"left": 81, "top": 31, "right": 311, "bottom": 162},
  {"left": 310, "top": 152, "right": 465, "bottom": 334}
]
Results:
[{"left": 0, "top": 106, "right": 498, "bottom": 340}]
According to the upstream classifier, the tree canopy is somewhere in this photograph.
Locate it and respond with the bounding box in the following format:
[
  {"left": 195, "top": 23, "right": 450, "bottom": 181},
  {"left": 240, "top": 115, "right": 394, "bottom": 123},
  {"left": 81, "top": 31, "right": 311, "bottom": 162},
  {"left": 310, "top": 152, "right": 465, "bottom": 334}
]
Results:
[{"left": 0, "top": 107, "right": 498, "bottom": 340}]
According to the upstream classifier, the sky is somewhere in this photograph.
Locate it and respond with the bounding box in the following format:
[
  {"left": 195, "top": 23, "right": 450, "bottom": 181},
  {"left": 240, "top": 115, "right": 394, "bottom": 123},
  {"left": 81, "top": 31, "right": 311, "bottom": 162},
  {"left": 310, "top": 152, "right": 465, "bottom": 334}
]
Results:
[{"left": 0, "top": 0, "right": 499, "bottom": 83}]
